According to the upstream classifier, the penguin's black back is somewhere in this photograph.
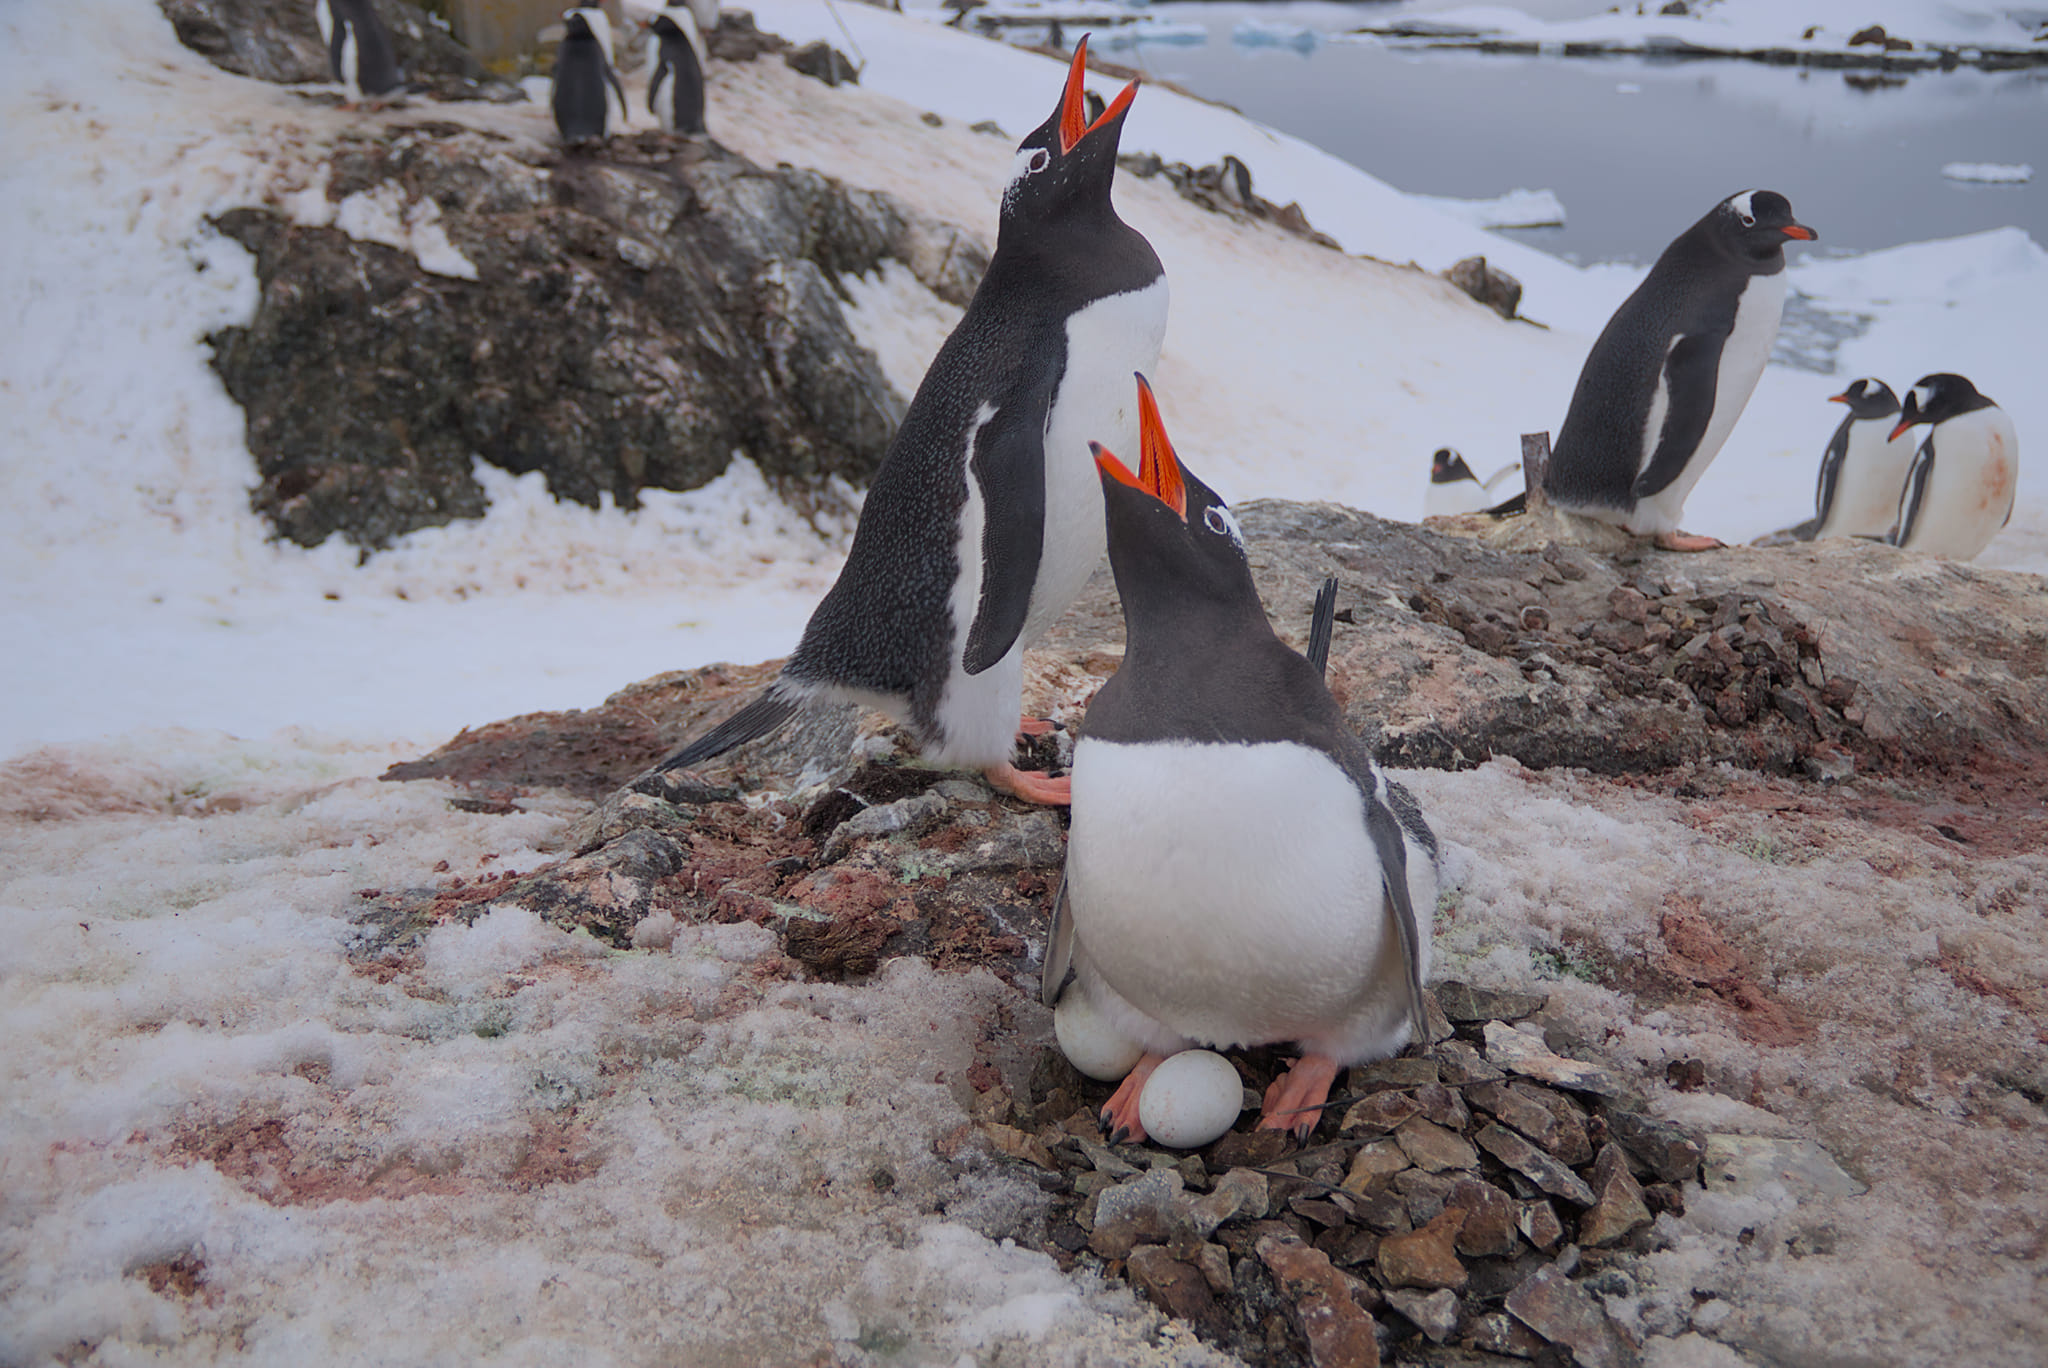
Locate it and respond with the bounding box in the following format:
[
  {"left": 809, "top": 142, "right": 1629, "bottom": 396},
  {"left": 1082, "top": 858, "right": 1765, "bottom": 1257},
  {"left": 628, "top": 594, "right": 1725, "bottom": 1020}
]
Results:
[
  {"left": 553, "top": 29, "right": 613, "bottom": 142},
  {"left": 1547, "top": 200, "right": 1787, "bottom": 511},
  {"left": 784, "top": 207, "right": 1160, "bottom": 734},
  {"left": 650, "top": 19, "right": 707, "bottom": 134}
]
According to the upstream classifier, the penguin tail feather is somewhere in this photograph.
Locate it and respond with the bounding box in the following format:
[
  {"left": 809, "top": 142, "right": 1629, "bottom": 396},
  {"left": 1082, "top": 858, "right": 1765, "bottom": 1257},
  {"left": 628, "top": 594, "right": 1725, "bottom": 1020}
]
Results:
[
  {"left": 1482, "top": 489, "right": 1528, "bottom": 519},
  {"left": 654, "top": 687, "right": 800, "bottom": 774}
]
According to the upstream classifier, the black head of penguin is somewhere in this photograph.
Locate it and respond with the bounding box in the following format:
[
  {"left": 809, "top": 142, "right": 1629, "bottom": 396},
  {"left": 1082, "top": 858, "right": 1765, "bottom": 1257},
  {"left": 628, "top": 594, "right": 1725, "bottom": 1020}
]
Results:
[
  {"left": 1830, "top": 378, "right": 1900, "bottom": 421},
  {"left": 1431, "top": 448, "right": 1477, "bottom": 485},
  {"left": 1000, "top": 38, "right": 1139, "bottom": 243},
  {"left": 1892, "top": 373, "right": 1994, "bottom": 439},
  {"left": 1090, "top": 376, "right": 1266, "bottom": 639},
  {"left": 1695, "top": 190, "right": 1816, "bottom": 272}
]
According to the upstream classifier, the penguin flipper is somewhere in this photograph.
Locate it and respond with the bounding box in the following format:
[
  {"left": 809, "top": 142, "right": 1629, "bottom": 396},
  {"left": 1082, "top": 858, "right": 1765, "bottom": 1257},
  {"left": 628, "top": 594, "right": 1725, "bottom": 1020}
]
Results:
[
  {"left": 327, "top": 19, "right": 350, "bottom": 84},
  {"left": 1815, "top": 419, "right": 1851, "bottom": 522},
  {"left": 1483, "top": 488, "right": 1527, "bottom": 519},
  {"left": 654, "top": 686, "right": 799, "bottom": 774},
  {"left": 1353, "top": 761, "right": 1432, "bottom": 1051},
  {"left": 1306, "top": 576, "right": 1339, "bottom": 678},
  {"left": 1892, "top": 443, "right": 1935, "bottom": 546},
  {"left": 960, "top": 394, "right": 1051, "bottom": 676},
  {"left": 606, "top": 63, "right": 631, "bottom": 128},
  {"left": 648, "top": 55, "right": 669, "bottom": 117},
  {"left": 1632, "top": 333, "right": 1720, "bottom": 500},
  {"left": 1041, "top": 866, "right": 1075, "bottom": 1009}
]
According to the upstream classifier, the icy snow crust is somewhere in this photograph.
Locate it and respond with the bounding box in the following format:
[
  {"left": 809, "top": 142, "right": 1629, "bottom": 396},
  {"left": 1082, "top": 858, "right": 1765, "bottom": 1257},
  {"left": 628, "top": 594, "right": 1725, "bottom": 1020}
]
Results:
[{"left": 4, "top": 2, "right": 2048, "bottom": 1361}]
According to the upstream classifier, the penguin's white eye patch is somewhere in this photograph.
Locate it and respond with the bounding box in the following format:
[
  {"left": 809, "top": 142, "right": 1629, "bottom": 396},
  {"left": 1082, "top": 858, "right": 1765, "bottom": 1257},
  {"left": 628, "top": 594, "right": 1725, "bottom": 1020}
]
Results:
[{"left": 1203, "top": 505, "right": 1243, "bottom": 546}]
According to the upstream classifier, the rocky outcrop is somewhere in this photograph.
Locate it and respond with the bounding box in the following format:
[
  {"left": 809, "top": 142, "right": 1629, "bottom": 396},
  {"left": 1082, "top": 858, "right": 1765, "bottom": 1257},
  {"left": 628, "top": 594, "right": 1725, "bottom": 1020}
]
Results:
[
  {"left": 210, "top": 126, "right": 989, "bottom": 548},
  {"left": 159, "top": 0, "right": 511, "bottom": 99}
]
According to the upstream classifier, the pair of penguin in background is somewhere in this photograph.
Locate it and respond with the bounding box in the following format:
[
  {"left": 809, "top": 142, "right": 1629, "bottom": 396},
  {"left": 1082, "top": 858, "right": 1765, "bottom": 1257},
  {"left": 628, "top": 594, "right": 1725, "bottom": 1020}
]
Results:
[
  {"left": 1777, "top": 374, "right": 2018, "bottom": 560},
  {"left": 655, "top": 42, "right": 1435, "bottom": 1140},
  {"left": 553, "top": 2, "right": 710, "bottom": 144}
]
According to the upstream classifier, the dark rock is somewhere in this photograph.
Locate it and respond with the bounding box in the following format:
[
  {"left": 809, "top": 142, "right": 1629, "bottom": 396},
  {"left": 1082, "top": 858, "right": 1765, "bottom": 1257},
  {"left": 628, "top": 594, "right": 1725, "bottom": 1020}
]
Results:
[
  {"left": 1606, "top": 1110, "right": 1703, "bottom": 1183},
  {"left": 1394, "top": 1169, "right": 1457, "bottom": 1226},
  {"left": 1517, "top": 1200, "right": 1564, "bottom": 1252},
  {"left": 785, "top": 40, "right": 859, "bottom": 86},
  {"left": 1343, "top": 1090, "right": 1422, "bottom": 1134},
  {"left": 1352, "top": 1056, "right": 1443, "bottom": 1090},
  {"left": 1467, "top": 1081, "right": 1566, "bottom": 1153},
  {"left": 1376, "top": 1206, "right": 1467, "bottom": 1290},
  {"left": 492, "top": 827, "right": 690, "bottom": 942},
  {"left": 1468, "top": 1311, "right": 1550, "bottom": 1358},
  {"left": 1434, "top": 981, "right": 1547, "bottom": 1024},
  {"left": 707, "top": 11, "right": 790, "bottom": 63},
  {"left": 210, "top": 131, "right": 992, "bottom": 550},
  {"left": 1443, "top": 256, "right": 1522, "bottom": 320},
  {"left": 1445, "top": 1177, "right": 1519, "bottom": 1258},
  {"left": 1089, "top": 1169, "right": 1187, "bottom": 1259},
  {"left": 1258, "top": 1233, "right": 1383, "bottom": 1368},
  {"left": 1473, "top": 1126, "right": 1596, "bottom": 1207},
  {"left": 1384, "top": 1286, "right": 1460, "bottom": 1343},
  {"left": 1505, "top": 1263, "right": 1639, "bottom": 1368},
  {"left": 1127, "top": 1246, "right": 1226, "bottom": 1331},
  {"left": 1578, "top": 1145, "right": 1652, "bottom": 1247},
  {"left": 158, "top": 0, "right": 510, "bottom": 99},
  {"left": 1394, "top": 1117, "right": 1479, "bottom": 1173}
]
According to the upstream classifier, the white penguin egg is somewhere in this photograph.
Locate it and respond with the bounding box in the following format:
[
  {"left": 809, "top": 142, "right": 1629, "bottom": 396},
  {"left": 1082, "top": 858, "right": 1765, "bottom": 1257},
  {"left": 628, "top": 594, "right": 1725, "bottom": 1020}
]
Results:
[
  {"left": 1136, "top": 1049, "right": 1244, "bottom": 1150},
  {"left": 1053, "top": 990, "right": 1145, "bottom": 1082}
]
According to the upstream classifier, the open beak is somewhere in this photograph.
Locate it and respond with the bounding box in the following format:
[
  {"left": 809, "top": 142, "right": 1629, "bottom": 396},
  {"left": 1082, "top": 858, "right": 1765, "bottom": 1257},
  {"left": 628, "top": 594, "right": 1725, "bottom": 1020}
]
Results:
[
  {"left": 1058, "top": 38, "right": 1139, "bottom": 155},
  {"left": 1781, "top": 223, "right": 1817, "bottom": 241},
  {"left": 1093, "top": 376, "right": 1187, "bottom": 518}
]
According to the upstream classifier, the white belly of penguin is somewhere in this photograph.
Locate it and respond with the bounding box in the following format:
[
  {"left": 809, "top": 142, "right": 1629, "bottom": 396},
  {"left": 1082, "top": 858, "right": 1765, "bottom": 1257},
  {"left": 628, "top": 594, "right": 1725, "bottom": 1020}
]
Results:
[
  {"left": 1898, "top": 408, "right": 2020, "bottom": 558},
  {"left": 1022, "top": 276, "right": 1169, "bottom": 645},
  {"left": 1820, "top": 422, "right": 1916, "bottom": 539},
  {"left": 1067, "top": 738, "right": 1403, "bottom": 1055},
  {"left": 1633, "top": 270, "right": 1786, "bottom": 534}
]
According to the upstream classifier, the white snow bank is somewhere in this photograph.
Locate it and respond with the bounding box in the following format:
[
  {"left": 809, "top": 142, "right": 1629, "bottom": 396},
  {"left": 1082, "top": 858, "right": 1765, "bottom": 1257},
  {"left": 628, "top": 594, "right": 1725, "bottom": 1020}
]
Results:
[
  {"left": 1942, "top": 161, "right": 2034, "bottom": 184},
  {"left": 1410, "top": 187, "right": 1568, "bottom": 230}
]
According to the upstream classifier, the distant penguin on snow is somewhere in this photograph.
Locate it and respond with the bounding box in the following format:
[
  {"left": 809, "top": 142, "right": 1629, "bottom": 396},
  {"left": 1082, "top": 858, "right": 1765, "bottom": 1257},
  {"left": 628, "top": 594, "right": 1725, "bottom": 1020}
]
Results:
[
  {"left": 652, "top": 40, "right": 1167, "bottom": 805},
  {"left": 648, "top": 8, "right": 708, "bottom": 135},
  {"left": 315, "top": 0, "right": 401, "bottom": 107},
  {"left": 553, "top": 9, "right": 630, "bottom": 144},
  {"left": 1424, "top": 447, "right": 1519, "bottom": 518},
  {"left": 1545, "top": 189, "right": 1816, "bottom": 550},
  {"left": 1044, "top": 376, "right": 1437, "bottom": 1144},
  {"left": 1887, "top": 373, "right": 2019, "bottom": 560}
]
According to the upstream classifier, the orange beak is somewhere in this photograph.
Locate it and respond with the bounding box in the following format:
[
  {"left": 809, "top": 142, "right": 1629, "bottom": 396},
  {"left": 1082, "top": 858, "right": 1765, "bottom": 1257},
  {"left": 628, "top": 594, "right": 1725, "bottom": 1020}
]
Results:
[
  {"left": 1782, "top": 224, "right": 1816, "bottom": 241},
  {"left": 1828, "top": 391, "right": 1851, "bottom": 404},
  {"left": 1092, "top": 376, "right": 1187, "bottom": 518},
  {"left": 1888, "top": 417, "right": 1916, "bottom": 442},
  {"left": 1058, "top": 38, "right": 1139, "bottom": 155}
]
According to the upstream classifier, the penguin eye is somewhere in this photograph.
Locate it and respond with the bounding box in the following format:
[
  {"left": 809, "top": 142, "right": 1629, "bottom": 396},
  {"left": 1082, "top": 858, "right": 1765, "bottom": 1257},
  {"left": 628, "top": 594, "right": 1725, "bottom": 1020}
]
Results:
[
  {"left": 1026, "top": 148, "right": 1050, "bottom": 174},
  {"left": 1738, "top": 211, "right": 1756, "bottom": 227},
  {"left": 1202, "top": 505, "right": 1244, "bottom": 547}
]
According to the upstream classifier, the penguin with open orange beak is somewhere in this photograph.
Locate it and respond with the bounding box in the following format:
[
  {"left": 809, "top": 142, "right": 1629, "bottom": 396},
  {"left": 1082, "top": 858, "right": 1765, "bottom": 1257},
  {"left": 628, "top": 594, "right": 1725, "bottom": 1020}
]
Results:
[{"left": 1043, "top": 376, "right": 1438, "bottom": 1143}]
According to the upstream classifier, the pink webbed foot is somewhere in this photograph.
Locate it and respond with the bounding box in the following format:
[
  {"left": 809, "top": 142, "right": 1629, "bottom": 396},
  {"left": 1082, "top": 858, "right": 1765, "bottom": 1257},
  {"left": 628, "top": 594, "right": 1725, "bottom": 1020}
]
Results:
[
  {"left": 1653, "top": 530, "right": 1725, "bottom": 552},
  {"left": 1257, "top": 1054, "right": 1343, "bottom": 1142},
  {"left": 984, "top": 761, "right": 1070, "bottom": 806},
  {"left": 1099, "top": 1052, "right": 1168, "bottom": 1145}
]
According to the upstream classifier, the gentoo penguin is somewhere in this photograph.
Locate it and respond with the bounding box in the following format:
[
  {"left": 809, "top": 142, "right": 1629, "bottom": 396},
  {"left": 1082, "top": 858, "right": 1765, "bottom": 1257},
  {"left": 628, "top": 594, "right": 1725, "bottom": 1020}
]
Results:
[
  {"left": 1887, "top": 373, "right": 2019, "bottom": 560},
  {"left": 648, "top": 9, "right": 708, "bottom": 135},
  {"left": 553, "top": 10, "right": 630, "bottom": 144},
  {"left": 314, "top": 0, "right": 401, "bottom": 107},
  {"left": 1424, "top": 447, "right": 1519, "bottom": 518},
  {"left": 1811, "top": 378, "right": 1914, "bottom": 539},
  {"left": 1044, "top": 376, "right": 1437, "bottom": 1143},
  {"left": 654, "top": 40, "right": 1167, "bottom": 805},
  {"left": 1545, "top": 190, "right": 1816, "bottom": 550}
]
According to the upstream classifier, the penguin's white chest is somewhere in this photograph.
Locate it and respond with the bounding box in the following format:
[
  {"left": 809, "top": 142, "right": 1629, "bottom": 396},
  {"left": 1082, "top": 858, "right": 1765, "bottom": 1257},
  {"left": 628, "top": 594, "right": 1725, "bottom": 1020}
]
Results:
[
  {"left": 1819, "top": 419, "right": 1915, "bottom": 539},
  {"left": 1026, "top": 275, "right": 1170, "bottom": 642},
  {"left": 1898, "top": 408, "right": 2020, "bottom": 559},
  {"left": 1425, "top": 479, "right": 1485, "bottom": 519},
  {"left": 1634, "top": 270, "right": 1786, "bottom": 533},
  {"left": 1066, "top": 738, "right": 1412, "bottom": 1058}
]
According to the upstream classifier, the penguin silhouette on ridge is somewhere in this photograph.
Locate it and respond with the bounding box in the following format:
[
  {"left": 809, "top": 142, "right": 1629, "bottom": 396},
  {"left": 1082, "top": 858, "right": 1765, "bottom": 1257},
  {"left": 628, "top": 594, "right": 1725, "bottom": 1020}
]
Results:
[
  {"left": 1044, "top": 376, "right": 1437, "bottom": 1144},
  {"left": 654, "top": 40, "right": 1167, "bottom": 804},
  {"left": 648, "top": 7, "right": 708, "bottom": 135},
  {"left": 553, "top": 9, "right": 630, "bottom": 144},
  {"left": 1887, "top": 373, "right": 2019, "bottom": 560},
  {"left": 1545, "top": 190, "right": 1816, "bottom": 550},
  {"left": 315, "top": 0, "right": 401, "bottom": 108}
]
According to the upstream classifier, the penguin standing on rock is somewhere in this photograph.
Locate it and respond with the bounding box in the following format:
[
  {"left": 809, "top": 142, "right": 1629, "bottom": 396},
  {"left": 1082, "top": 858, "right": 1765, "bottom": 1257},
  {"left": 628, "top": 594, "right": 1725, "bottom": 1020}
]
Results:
[
  {"left": 653, "top": 40, "right": 1167, "bottom": 804},
  {"left": 314, "top": 0, "right": 401, "bottom": 108},
  {"left": 553, "top": 10, "right": 629, "bottom": 144},
  {"left": 648, "top": 8, "right": 708, "bottom": 135},
  {"left": 1045, "top": 376, "right": 1438, "bottom": 1143},
  {"left": 1809, "top": 378, "right": 1913, "bottom": 540},
  {"left": 1545, "top": 190, "right": 1816, "bottom": 550},
  {"left": 1887, "top": 373, "right": 2019, "bottom": 560}
]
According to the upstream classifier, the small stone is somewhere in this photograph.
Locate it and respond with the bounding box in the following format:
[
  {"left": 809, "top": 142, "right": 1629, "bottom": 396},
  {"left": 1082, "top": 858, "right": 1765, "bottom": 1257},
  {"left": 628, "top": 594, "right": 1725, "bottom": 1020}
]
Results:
[
  {"left": 1701, "top": 1135, "right": 1867, "bottom": 1199},
  {"left": 1467, "top": 1081, "right": 1562, "bottom": 1151},
  {"left": 1343, "top": 1138, "right": 1411, "bottom": 1192},
  {"left": 1483, "top": 1022, "right": 1626, "bottom": 1096},
  {"left": 1076, "top": 1135, "right": 1140, "bottom": 1177},
  {"left": 1126, "top": 1246, "right": 1224, "bottom": 1330},
  {"left": 1343, "top": 1090, "right": 1421, "bottom": 1134},
  {"left": 783, "top": 39, "right": 859, "bottom": 86},
  {"left": 981, "top": 1122, "right": 1055, "bottom": 1170},
  {"left": 1434, "top": 980, "right": 1549, "bottom": 1024},
  {"left": 1518, "top": 1200, "right": 1564, "bottom": 1251},
  {"left": 1607, "top": 585, "right": 1652, "bottom": 624},
  {"left": 1349, "top": 1187, "right": 1413, "bottom": 1234},
  {"left": 1351, "top": 1056, "right": 1442, "bottom": 1090},
  {"left": 1321, "top": 1226, "right": 1381, "bottom": 1268},
  {"left": 1607, "top": 1110, "right": 1703, "bottom": 1183},
  {"left": 1384, "top": 1287, "right": 1461, "bottom": 1343},
  {"left": 1377, "top": 1206, "right": 1468, "bottom": 1290},
  {"left": 1474, "top": 1125, "right": 1597, "bottom": 1207},
  {"left": 919, "top": 110, "right": 943, "bottom": 127},
  {"left": 1444, "top": 255, "right": 1522, "bottom": 320},
  {"left": 1393, "top": 1168, "right": 1457, "bottom": 1225},
  {"left": 1258, "top": 1233, "right": 1383, "bottom": 1368},
  {"left": 1194, "top": 1241, "right": 1233, "bottom": 1293},
  {"left": 968, "top": 119, "right": 1006, "bottom": 137},
  {"left": 1190, "top": 1167, "right": 1270, "bottom": 1238},
  {"left": 1395, "top": 1116, "right": 1480, "bottom": 1173},
  {"left": 1505, "top": 1263, "right": 1639, "bottom": 1368},
  {"left": 1436, "top": 1040, "right": 1507, "bottom": 1086},
  {"left": 1412, "top": 1083, "right": 1472, "bottom": 1130},
  {"left": 1528, "top": 1089, "right": 1593, "bottom": 1166},
  {"left": 1446, "top": 1177, "right": 1519, "bottom": 1257},
  {"left": 1580, "top": 1145, "right": 1653, "bottom": 1247},
  {"left": 1469, "top": 1310, "right": 1549, "bottom": 1358},
  {"left": 1291, "top": 1197, "right": 1352, "bottom": 1228},
  {"left": 1089, "top": 1169, "right": 1186, "bottom": 1259}
]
